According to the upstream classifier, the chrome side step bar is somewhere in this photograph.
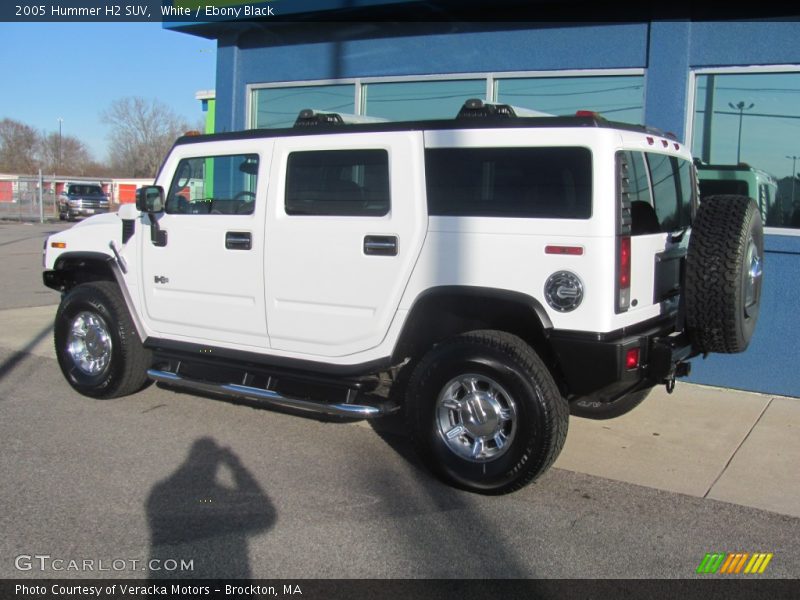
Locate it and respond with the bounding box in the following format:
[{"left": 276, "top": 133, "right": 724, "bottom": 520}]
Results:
[{"left": 147, "top": 369, "right": 396, "bottom": 419}]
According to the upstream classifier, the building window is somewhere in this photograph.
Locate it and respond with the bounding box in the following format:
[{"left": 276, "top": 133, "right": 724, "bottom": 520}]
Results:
[
  {"left": 252, "top": 84, "right": 356, "bottom": 129},
  {"left": 285, "top": 149, "right": 390, "bottom": 217},
  {"left": 692, "top": 71, "right": 800, "bottom": 229},
  {"left": 361, "top": 79, "right": 485, "bottom": 121},
  {"left": 495, "top": 75, "right": 645, "bottom": 124}
]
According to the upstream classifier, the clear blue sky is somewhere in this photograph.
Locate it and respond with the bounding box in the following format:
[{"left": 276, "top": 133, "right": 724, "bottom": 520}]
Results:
[{"left": 0, "top": 22, "right": 216, "bottom": 162}]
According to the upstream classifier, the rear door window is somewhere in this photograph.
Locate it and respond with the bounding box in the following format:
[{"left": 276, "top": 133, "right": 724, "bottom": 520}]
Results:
[{"left": 285, "top": 149, "right": 390, "bottom": 217}]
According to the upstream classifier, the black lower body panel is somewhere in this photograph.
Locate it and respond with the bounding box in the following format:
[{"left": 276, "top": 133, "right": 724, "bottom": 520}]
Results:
[{"left": 548, "top": 316, "right": 694, "bottom": 401}]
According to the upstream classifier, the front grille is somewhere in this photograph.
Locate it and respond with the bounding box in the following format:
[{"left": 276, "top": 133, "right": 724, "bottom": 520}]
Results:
[{"left": 74, "top": 198, "right": 108, "bottom": 209}]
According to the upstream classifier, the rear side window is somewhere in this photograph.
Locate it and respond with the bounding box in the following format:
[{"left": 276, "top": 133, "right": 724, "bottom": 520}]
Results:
[
  {"left": 648, "top": 153, "right": 693, "bottom": 232},
  {"left": 285, "top": 149, "right": 390, "bottom": 217},
  {"left": 425, "top": 147, "right": 592, "bottom": 219},
  {"left": 620, "top": 151, "right": 694, "bottom": 235}
]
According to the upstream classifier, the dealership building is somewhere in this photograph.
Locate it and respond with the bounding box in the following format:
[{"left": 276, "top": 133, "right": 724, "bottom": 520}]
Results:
[{"left": 169, "top": 7, "right": 800, "bottom": 397}]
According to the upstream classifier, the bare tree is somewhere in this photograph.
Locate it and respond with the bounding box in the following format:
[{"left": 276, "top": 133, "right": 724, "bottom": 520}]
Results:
[
  {"left": 0, "top": 118, "right": 40, "bottom": 174},
  {"left": 103, "top": 97, "right": 190, "bottom": 178},
  {"left": 39, "top": 131, "right": 92, "bottom": 175}
]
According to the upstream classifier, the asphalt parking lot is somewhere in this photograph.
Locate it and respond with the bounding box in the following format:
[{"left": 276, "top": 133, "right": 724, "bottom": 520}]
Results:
[{"left": 1, "top": 220, "right": 798, "bottom": 580}]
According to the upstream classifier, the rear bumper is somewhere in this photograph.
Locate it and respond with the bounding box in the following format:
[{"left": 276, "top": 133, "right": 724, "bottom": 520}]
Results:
[{"left": 548, "top": 316, "right": 694, "bottom": 399}]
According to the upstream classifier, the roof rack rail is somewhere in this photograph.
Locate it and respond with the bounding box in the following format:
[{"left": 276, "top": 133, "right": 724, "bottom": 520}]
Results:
[
  {"left": 294, "top": 109, "right": 389, "bottom": 128},
  {"left": 456, "top": 98, "right": 554, "bottom": 120}
]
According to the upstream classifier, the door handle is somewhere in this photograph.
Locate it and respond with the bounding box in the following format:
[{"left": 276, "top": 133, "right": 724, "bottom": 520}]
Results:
[
  {"left": 364, "top": 235, "right": 398, "bottom": 256},
  {"left": 225, "top": 231, "right": 252, "bottom": 250}
]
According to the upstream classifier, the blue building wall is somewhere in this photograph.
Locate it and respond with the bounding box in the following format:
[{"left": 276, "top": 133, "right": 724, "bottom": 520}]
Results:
[
  {"left": 689, "top": 235, "right": 800, "bottom": 398},
  {"left": 214, "top": 23, "right": 650, "bottom": 134},
  {"left": 206, "top": 20, "right": 799, "bottom": 397}
]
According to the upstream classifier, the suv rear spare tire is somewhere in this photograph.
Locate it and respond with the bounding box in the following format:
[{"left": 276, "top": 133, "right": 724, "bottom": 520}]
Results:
[{"left": 685, "top": 195, "right": 764, "bottom": 354}]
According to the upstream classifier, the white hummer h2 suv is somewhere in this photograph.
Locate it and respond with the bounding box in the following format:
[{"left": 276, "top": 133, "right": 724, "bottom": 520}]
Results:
[{"left": 43, "top": 101, "right": 763, "bottom": 494}]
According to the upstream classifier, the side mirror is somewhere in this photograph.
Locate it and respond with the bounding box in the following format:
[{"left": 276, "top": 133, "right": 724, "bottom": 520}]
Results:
[{"left": 135, "top": 186, "right": 165, "bottom": 213}]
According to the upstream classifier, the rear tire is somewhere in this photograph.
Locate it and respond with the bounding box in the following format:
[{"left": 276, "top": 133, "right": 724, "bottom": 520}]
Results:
[
  {"left": 54, "top": 281, "right": 151, "bottom": 399},
  {"left": 406, "top": 330, "right": 568, "bottom": 494},
  {"left": 685, "top": 195, "right": 763, "bottom": 354}
]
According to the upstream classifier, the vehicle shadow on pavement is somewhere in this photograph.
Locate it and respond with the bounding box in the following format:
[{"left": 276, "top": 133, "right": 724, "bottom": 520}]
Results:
[
  {"left": 0, "top": 323, "right": 53, "bottom": 383},
  {"left": 146, "top": 437, "right": 276, "bottom": 579}
]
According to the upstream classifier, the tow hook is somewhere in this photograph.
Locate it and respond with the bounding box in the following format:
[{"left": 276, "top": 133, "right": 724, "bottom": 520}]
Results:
[{"left": 664, "top": 361, "right": 691, "bottom": 394}]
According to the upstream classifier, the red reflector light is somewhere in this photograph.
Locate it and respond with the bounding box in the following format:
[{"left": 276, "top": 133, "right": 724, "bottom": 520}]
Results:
[
  {"left": 545, "top": 245, "right": 584, "bottom": 256},
  {"left": 625, "top": 348, "right": 640, "bottom": 370},
  {"left": 619, "top": 236, "right": 631, "bottom": 288}
]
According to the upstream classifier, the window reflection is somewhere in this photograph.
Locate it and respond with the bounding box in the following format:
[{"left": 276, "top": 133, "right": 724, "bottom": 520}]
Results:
[
  {"left": 252, "top": 85, "right": 356, "bottom": 129},
  {"left": 692, "top": 72, "right": 800, "bottom": 228},
  {"left": 361, "top": 80, "right": 485, "bottom": 121},
  {"left": 496, "top": 76, "right": 644, "bottom": 124}
]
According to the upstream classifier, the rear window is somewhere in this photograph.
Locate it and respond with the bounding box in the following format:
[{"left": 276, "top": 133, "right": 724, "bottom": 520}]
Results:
[
  {"left": 648, "top": 153, "right": 693, "bottom": 232},
  {"left": 699, "top": 179, "right": 749, "bottom": 198},
  {"left": 620, "top": 151, "right": 694, "bottom": 235},
  {"left": 425, "top": 147, "right": 592, "bottom": 219}
]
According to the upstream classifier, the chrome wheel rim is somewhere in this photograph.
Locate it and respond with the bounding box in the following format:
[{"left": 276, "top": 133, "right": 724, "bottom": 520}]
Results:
[
  {"left": 435, "top": 374, "right": 517, "bottom": 462},
  {"left": 744, "top": 235, "right": 763, "bottom": 317},
  {"left": 66, "top": 311, "right": 112, "bottom": 376}
]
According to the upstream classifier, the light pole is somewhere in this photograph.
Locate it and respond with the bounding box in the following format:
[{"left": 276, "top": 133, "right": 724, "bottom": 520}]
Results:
[
  {"left": 57, "top": 117, "right": 63, "bottom": 174},
  {"left": 728, "top": 101, "right": 754, "bottom": 164},
  {"left": 788, "top": 155, "right": 799, "bottom": 205}
]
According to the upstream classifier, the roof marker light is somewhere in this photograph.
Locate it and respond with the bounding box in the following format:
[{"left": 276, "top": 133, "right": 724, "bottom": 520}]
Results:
[
  {"left": 646, "top": 136, "right": 655, "bottom": 145},
  {"left": 661, "top": 139, "right": 669, "bottom": 148}
]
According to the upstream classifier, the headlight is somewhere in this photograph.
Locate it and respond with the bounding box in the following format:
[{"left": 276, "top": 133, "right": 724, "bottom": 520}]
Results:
[{"left": 68, "top": 200, "right": 81, "bottom": 207}]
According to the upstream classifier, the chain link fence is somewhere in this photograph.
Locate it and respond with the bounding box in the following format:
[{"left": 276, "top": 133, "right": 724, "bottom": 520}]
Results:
[{"left": 0, "top": 176, "right": 59, "bottom": 222}]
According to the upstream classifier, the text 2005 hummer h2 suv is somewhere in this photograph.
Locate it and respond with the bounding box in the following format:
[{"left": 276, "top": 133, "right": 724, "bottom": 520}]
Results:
[{"left": 43, "top": 101, "right": 763, "bottom": 494}]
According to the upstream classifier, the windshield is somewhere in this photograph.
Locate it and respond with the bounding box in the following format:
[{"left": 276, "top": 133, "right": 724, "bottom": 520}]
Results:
[{"left": 68, "top": 185, "right": 104, "bottom": 196}]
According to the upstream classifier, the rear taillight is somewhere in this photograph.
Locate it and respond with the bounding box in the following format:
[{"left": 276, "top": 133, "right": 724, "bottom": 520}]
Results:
[
  {"left": 625, "top": 347, "right": 640, "bottom": 370},
  {"left": 618, "top": 235, "right": 631, "bottom": 311},
  {"left": 616, "top": 152, "right": 633, "bottom": 313}
]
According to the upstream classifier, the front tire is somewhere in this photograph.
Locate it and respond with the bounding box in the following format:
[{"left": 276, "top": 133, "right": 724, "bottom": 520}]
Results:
[
  {"left": 54, "top": 281, "right": 151, "bottom": 399},
  {"left": 406, "top": 330, "right": 568, "bottom": 494}
]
